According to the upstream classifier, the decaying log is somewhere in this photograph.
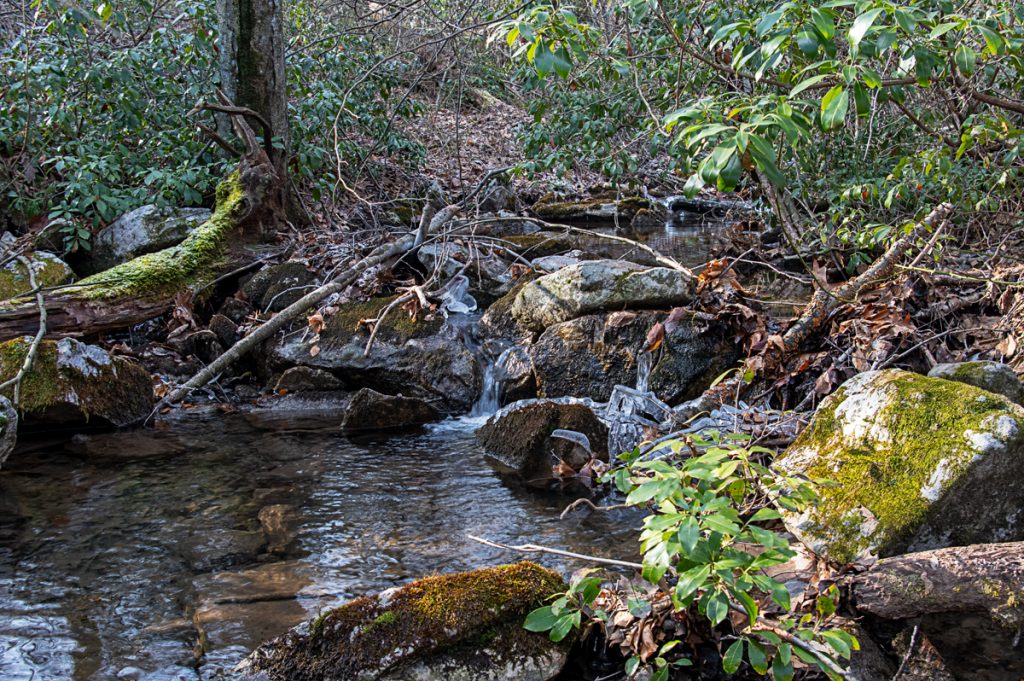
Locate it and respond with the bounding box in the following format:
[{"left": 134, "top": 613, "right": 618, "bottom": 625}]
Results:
[
  {"left": 850, "top": 541, "right": 1024, "bottom": 626},
  {"left": 677, "top": 202, "right": 953, "bottom": 418},
  {"left": 0, "top": 102, "right": 280, "bottom": 342}
]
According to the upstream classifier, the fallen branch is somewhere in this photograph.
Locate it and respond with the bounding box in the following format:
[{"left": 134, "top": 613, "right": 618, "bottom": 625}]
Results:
[{"left": 0, "top": 256, "right": 47, "bottom": 404}]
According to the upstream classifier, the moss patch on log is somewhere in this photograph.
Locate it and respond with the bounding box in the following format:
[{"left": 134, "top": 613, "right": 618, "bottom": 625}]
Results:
[
  {"left": 70, "top": 172, "right": 247, "bottom": 301},
  {"left": 0, "top": 252, "right": 75, "bottom": 302}
]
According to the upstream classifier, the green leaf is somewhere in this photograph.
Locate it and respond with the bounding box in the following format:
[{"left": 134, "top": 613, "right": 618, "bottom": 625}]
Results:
[
  {"left": 533, "top": 42, "right": 554, "bottom": 77},
  {"left": 722, "top": 639, "right": 744, "bottom": 674},
  {"left": 772, "top": 652, "right": 795, "bottom": 681},
  {"left": 749, "top": 507, "right": 782, "bottom": 522},
  {"left": 929, "top": 22, "right": 959, "bottom": 39},
  {"left": 675, "top": 564, "right": 710, "bottom": 602},
  {"left": 848, "top": 8, "right": 884, "bottom": 51},
  {"left": 703, "top": 513, "right": 741, "bottom": 536},
  {"left": 789, "top": 73, "right": 830, "bottom": 97},
  {"left": 552, "top": 46, "right": 572, "bottom": 78},
  {"left": 810, "top": 8, "right": 834, "bottom": 39},
  {"left": 820, "top": 85, "right": 849, "bottom": 131},
  {"left": 549, "top": 613, "right": 577, "bottom": 641},
  {"left": 755, "top": 10, "right": 784, "bottom": 38},
  {"left": 677, "top": 515, "right": 700, "bottom": 554},
  {"left": 955, "top": 44, "right": 976, "bottom": 75},
  {"left": 977, "top": 25, "right": 1004, "bottom": 56},
  {"left": 705, "top": 589, "right": 730, "bottom": 626},
  {"left": 821, "top": 630, "right": 851, "bottom": 658},
  {"left": 747, "top": 638, "right": 769, "bottom": 674},
  {"left": 524, "top": 605, "right": 559, "bottom": 632}
]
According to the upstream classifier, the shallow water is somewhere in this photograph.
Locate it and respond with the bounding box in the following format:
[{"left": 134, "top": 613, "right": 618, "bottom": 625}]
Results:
[{"left": 0, "top": 413, "right": 639, "bottom": 681}]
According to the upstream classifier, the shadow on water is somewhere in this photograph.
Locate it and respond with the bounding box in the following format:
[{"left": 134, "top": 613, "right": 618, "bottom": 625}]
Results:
[{"left": 0, "top": 413, "right": 640, "bottom": 680}]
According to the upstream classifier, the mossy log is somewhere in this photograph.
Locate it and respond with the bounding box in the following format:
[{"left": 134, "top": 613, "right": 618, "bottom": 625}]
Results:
[{"left": 0, "top": 160, "right": 278, "bottom": 340}]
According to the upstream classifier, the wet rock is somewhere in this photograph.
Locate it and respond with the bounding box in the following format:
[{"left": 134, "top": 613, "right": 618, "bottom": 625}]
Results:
[
  {"left": 531, "top": 310, "right": 733, "bottom": 403},
  {"left": 0, "top": 337, "right": 152, "bottom": 427},
  {"left": 274, "top": 366, "right": 343, "bottom": 393},
  {"left": 494, "top": 343, "right": 536, "bottom": 402},
  {"left": 181, "top": 330, "right": 224, "bottom": 364},
  {"left": 477, "top": 397, "right": 608, "bottom": 479},
  {"left": 486, "top": 259, "right": 692, "bottom": 336},
  {"left": 417, "top": 242, "right": 517, "bottom": 304},
  {"left": 237, "top": 562, "right": 569, "bottom": 681},
  {"left": 0, "top": 396, "right": 16, "bottom": 468},
  {"left": 180, "top": 527, "right": 267, "bottom": 573},
  {"left": 269, "top": 295, "right": 480, "bottom": 412},
  {"left": 775, "top": 369, "right": 1024, "bottom": 564},
  {"left": 244, "top": 393, "right": 352, "bottom": 431},
  {"left": 219, "top": 296, "right": 255, "bottom": 324},
  {"left": 0, "top": 250, "right": 75, "bottom": 301},
  {"left": 243, "top": 262, "right": 317, "bottom": 312},
  {"left": 86, "top": 205, "right": 211, "bottom": 273},
  {"left": 340, "top": 388, "right": 440, "bottom": 434},
  {"left": 209, "top": 313, "right": 239, "bottom": 348},
  {"left": 531, "top": 252, "right": 582, "bottom": 273},
  {"left": 928, "top": 360, "right": 1024, "bottom": 405},
  {"left": 258, "top": 504, "right": 300, "bottom": 555}
]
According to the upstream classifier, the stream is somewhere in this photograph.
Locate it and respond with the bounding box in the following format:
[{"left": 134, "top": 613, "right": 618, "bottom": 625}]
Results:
[{"left": 0, "top": 205, "right": 736, "bottom": 681}]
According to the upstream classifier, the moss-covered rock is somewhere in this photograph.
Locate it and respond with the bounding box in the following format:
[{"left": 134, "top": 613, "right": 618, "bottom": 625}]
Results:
[
  {"left": 495, "top": 259, "right": 692, "bottom": 336},
  {"left": 0, "top": 251, "right": 75, "bottom": 302},
  {"left": 268, "top": 296, "right": 479, "bottom": 412},
  {"left": 0, "top": 337, "right": 152, "bottom": 427},
  {"left": 531, "top": 195, "right": 661, "bottom": 222},
  {"left": 927, "top": 361, "right": 1024, "bottom": 406},
  {"left": 243, "top": 261, "right": 318, "bottom": 312},
  {"left": 776, "top": 369, "right": 1024, "bottom": 564},
  {"left": 237, "top": 562, "right": 569, "bottom": 681}
]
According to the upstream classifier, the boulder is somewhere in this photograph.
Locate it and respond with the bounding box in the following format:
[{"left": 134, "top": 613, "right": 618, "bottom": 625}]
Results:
[
  {"left": 0, "top": 251, "right": 75, "bottom": 301},
  {"left": 237, "top": 562, "right": 569, "bottom": 681},
  {"left": 482, "top": 259, "right": 692, "bottom": 337},
  {"left": 274, "top": 366, "right": 343, "bottom": 393},
  {"left": 531, "top": 310, "right": 735, "bottom": 403},
  {"left": 775, "top": 369, "right": 1024, "bottom": 564},
  {"left": 928, "top": 361, "right": 1024, "bottom": 405},
  {"left": 87, "top": 205, "right": 211, "bottom": 273},
  {"left": 269, "top": 295, "right": 480, "bottom": 412},
  {"left": 0, "top": 337, "right": 152, "bottom": 427},
  {"left": 243, "top": 262, "right": 317, "bottom": 312},
  {"left": 340, "top": 388, "right": 441, "bottom": 434},
  {"left": 477, "top": 397, "right": 608, "bottom": 479},
  {"left": 0, "top": 396, "right": 17, "bottom": 468}
]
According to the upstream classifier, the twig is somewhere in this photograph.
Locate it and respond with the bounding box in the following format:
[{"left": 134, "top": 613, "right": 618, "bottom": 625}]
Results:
[
  {"left": 0, "top": 256, "right": 47, "bottom": 403},
  {"left": 466, "top": 535, "right": 643, "bottom": 570},
  {"left": 363, "top": 292, "right": 414, "bottom": 357},
  {"left": 559, "top": 498, "right": 631, "bottom": 520}
]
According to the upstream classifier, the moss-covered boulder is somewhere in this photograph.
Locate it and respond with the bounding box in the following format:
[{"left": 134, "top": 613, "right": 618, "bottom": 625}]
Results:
[
  {"left": 243, "top": 261, "right": 318, "bottom": 312},
  {"left": 776, "top": 369, "right": 1024, "bottom": 564},
  {"left": 531, "top": 310, "right": 736, "bottom": 404},
  {"left": 237, "top": 562, "right": 569, "bottom": 681},
  {"left": 928, "top": 361, "right": 1024, "bottom": 406},
  {"left": 482, "top": 259, "right": 692, "bottom": 338},
  {"left": 0, "top": 337, "right": 152, "bottom": 427},
  {"left": 0, "top": 251, "right": 75, "bottom": 302},
  {"left": 268, "top": 295, "right": 480, "bottom": 412}
]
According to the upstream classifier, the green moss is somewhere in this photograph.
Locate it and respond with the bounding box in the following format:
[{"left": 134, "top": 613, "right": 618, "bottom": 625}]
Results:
[
  {"left": 325, "top": 295, "right": 443, "bottom": 345},
  {"left": 0, "top": 337, "right": 152, "bottom": 423},
  {"left": 0, "top": 253, "right": 74, "bottom": 301},
  {"left": 789, "top": 372, "right": 1021, "bottom": 563},
  {"left": 252, "top": 562, "right": 565, "bottom": 679},
  {"left": 67, "top": 171, "right": 247, "bottom": 301}
]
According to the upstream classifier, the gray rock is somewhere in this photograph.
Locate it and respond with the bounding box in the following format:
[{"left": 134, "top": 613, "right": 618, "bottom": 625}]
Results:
[
  {"left": 0, "top": 250, "right": 75, "bottom": 301},
  {"left": 236, "top": 562, "right": 569, "bottom": 681},
  {"left": 268, "top": 296, "right": 479, "bottom": 412},
  {"left": 274, "top": 366, "right": 343, "bottom": 393},
  {"left": 340, "top": 388, "right": 440, "bottom": 434},
  {"left": 493, "top": 343, "right": 536, "bottom": 402},
  {"left": 775, "top": 369, "right": 1024, "bottom": 564},
  {"left": 0, "top": 337, "right": 152, "bottom": 427},
  {"left": 531, "top": 310, "right": 736, "bottom": 404},
  {"left": 0, "top": 396, "right": 17, "bottom": 468},
  {"left": 477, "top": 397, "right": 608, "bottom": 479},
  {"left": 928, "top": 361, "right": 1024, "bottom": 405},
  {"left": 243, "top": 262, "right": 317, "bottom": 312},
  {"left": 487, "top": 259, "right": 693, "bottom": 335},
  {"left": 88, "top": 205, "right": 211, "bottom": 273}
]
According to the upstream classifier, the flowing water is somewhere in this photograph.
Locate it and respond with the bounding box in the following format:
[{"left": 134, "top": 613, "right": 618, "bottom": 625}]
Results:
[{"left": 0, "top": 414, "right": 640, "bottom": 680}]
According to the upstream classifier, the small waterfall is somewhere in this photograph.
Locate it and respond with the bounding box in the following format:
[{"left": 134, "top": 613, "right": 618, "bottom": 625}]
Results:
[{"left": 635, "top": 350, "right": 652, "bottom": 392}]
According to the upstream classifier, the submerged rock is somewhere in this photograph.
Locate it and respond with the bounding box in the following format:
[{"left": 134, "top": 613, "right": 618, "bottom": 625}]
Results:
[
  {"left": 275, "top": 366, "right": 343, "bottom": 393},
  {"left": 0, "top": 396, "right": 16, "bottom": 468},
  {"left": 237, "top": 562, "right": 569, "bottom": 681},
  {"left": 928, "top": 360, "right": 1024, "bottom": 405},
  {"left": 243, "top": 261, "right": 318, "bottom": 312},
  {"left": 531, "top": 310, "right": 734, "bottom": 403},
  {"left": 477, "top": 397, "right": 608, "bottom": 479},
  {"left": 776, "top": 369, "right": 1024, "bottom": 564},
  {"left": 0, "top": 251, "right": 75, "bottom": 301},
  {"left": 87, "top": 205, "right": 211, "bottom": 273},
  {"left": 269, "top": 295, "right": 479, "bottom": 412},
  {"left": 483, "top": 259, "right": 692, "bottom": 337},
  {"left": 340, "top": 388, "right": 441, "bottom": 434},
  {"left": 0, "top": 337, "right": 152, "bottom": 427}
]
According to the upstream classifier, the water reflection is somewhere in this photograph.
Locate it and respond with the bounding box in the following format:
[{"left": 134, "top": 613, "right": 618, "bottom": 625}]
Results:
[{"left": 0, "top": 415, "right": 639, "bottom": 680}]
